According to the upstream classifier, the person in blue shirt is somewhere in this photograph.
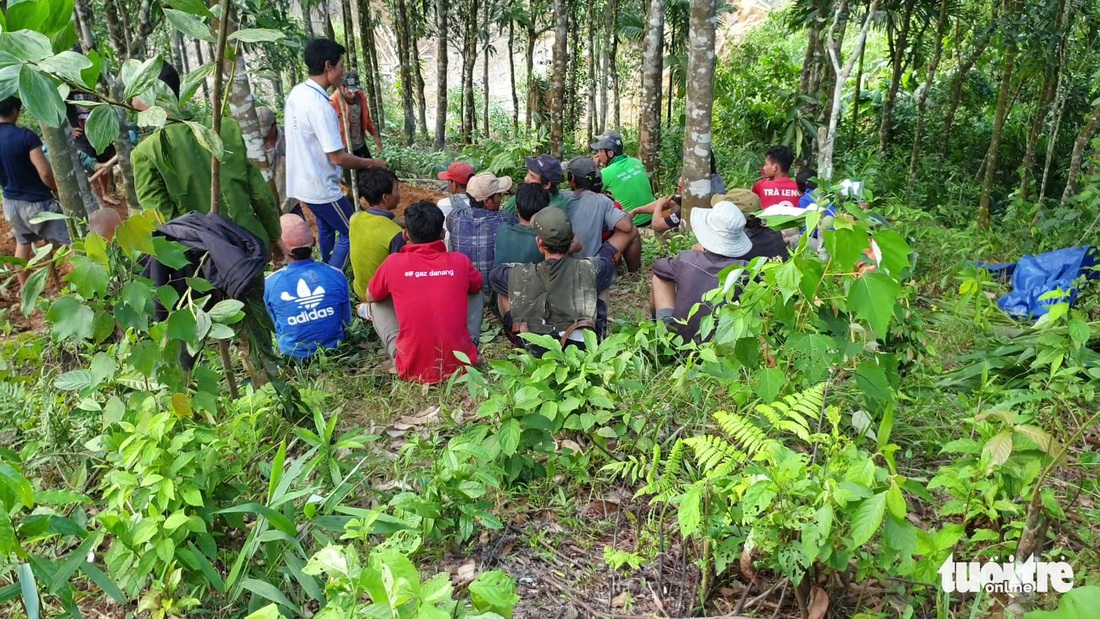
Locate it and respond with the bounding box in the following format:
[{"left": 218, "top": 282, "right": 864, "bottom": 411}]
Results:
[{"left": 264, "top": 214, "right": 352, "bottom": 358}]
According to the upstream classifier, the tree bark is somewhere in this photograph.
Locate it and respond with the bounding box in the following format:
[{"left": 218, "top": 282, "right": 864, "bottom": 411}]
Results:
[
  {"left": 636, "top": 0, "right": 665, "bottom": 172},
  {"left": 461, "top": 0, "right": 479, "bottom": 143},
  {"left": 509, "top": 19, "right": 519, "bottom": 134},
  {"left": 609, "top": 0, "right": 620, "bottom": 128},
  {"left": 1039, "top": 76, "right": 1069, "bottom": 205},
  {"left": 103, "top": 0, "right": 130, "bottom": 61},
  {"left": 978, "top": 0, "right": 1019, "bottom": 228},
  {"left": 393, "top": 0, "right": 417, "bottom": 145},
  {"left": 229, "top": 55, "right": 273, "bottom": 181},
  {"left": 482, "top": 0, "right": 490, "bottom": 138},
  {"left": 40, "top": 124, "right": 91, "bottom": 222},
  {"left": 681, "top": 0, "right": 717, "bottom": 227},
  {"left": 357, "top": 0, "right": 381, "bottom": 130},
  {"left": 323, "top": 0, "right": 337, "bottom": 40},
  {"left": 525, "top": 15, "right": 536, "bottom": 132},
  {"left": 413, "top": 34, "right": 429, "bottom": 141},
  {"left": 548, "top": 0, "right": 568, "bottom": 157},
  {"left": 435, "top": 0, "right": 449, "bottom": 148},
  {"left": 1021, "top": 0, "right": 1071, "bottom": 200},
  {"left": 907, "top": 0, "right": 949, "bottom": 188},
  {"left": 849, "top": 39, "right": 864, "bottom": 145},
  {"left": 210, "top": 0, "right": 233, "bottom": 215},
  {"left": 194, "top": 39, "right": 210, "bottom": 100},
  {"left": 1060, "top": 103, "right": 1100, "bottom": 205},
  {"left": 818, "top": 0, "right": 879, "bottom": 180},
  {"left": 586, "top": 0, "right": 597, "bottom": 145},
  {"left": 303, "top": 0, "right": 316, "bottom": 38},
  {"left": 342, "top": 0, "right": 358, "bottom": 70},
  {"left": 565, "top": 1, "right": 579, "bottom": 138},
  {"left": 878, "top": 0, "right": 916, "bottom": 153},
  {"left": 665, "top": 15, "right": 674, "bottom": 129}
]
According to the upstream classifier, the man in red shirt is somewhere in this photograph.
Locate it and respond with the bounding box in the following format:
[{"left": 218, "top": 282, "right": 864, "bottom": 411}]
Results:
[
  {"left": 751, "top": 145, "right": 801, "bottom": 210},
  {"left": 364, "top": 201, "right": 483, "bottom": 383}
]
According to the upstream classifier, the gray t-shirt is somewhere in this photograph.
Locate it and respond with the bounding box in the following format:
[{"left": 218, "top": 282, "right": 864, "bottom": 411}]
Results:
[
  {"left": 566, "top": 190, "right": 625, "bottom": 258},
  {"left": 652, "top": 249, "right": 748, "bottom": 341}
]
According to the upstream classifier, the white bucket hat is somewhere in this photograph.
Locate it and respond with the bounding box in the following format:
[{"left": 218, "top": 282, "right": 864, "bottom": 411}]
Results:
[{"left": 690, "top": 201, "right": 753, "bottom": 258}]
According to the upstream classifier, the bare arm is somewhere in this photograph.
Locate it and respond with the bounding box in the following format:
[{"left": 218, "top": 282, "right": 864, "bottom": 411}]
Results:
[
  {"left": 606, "top": 216, "right": 635, "bottom": 254},
  {"left": 29, "top": 147, "right": 56, "bottom": 191},
  {"left": 651, "top": 203, "right": 681, "bottom": 233},
  {"left": 629, "top": 195, "right": 671, "bottom": 216},
  {"left": 327, "top": 150, "right": 386, "bottom": 170},
  {"left": 569, "top": 233, "right": 583, "bottom": 255}
]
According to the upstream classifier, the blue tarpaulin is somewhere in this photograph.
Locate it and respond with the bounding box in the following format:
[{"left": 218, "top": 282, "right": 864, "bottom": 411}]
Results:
[{"left": 995, "top": 246, "right": 1096, "bottom": 318}]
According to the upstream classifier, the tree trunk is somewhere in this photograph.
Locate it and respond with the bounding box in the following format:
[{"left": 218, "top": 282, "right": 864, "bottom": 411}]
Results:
[
  {"left": 681, "top": 0, "right": 717, "bottom": 227},
  {"left": 482, "top": 0, "right": 490, "bottom": 138},
  {"left": 210, "top": 0, "right": 233, "bottom": 215},
  {"left": 358, "top": 0, "right": 383, "bottom": 131},
  {"left": 939, "top": 24, "right": 994, "bottom": 156},
  {"left": 413, "top": 35, "right": 429, "bottom": 141},
  {"left": 461, "top": 0, "right": 479, "bottom": 143},
  {"left": 818, "top": 0, "right": 879, "bottom": 180},
  {"left": 907, "top": 0, "right": 949, "bottom": 188},
  {"left": 39, "top": 124, "right": 89, "bottom": 223},
  {"left": 435, "top": 0, "right": 449, "bottom": 148},
  {"left": 525, "top": 18, "right": 536, "bottom": 132},
  {"left": 586, "top": 0, "right": 597, "bottom": 145},
  {"left": 548, "top": 0, "right": 568, "bottom": 157},
  {"left": 73, "top": 0, "right": 95, "bottom": 50},
  {"left": 565, "top": 1, "right": 579, "bottom": 138},
  {"left": 1021, "top": 0, "right": 1071, "bottom": 200},
  {"left": 1060, "top": 103, "right": 1100, "bottom": 205},
  {"left": 194, "top": 39, "right": 210, "bottom": 100},
  {"left": 303, "top": 0, "right": 316, "bottom": 38},
  {"left": 342, "top": 0, "right": 358, "bottom": 70},
  {"left": 636, "top": 0, "right": 665, "bottom": 172},
  {"left": 978, "top": 1, "right": 1019, "bottom": 228},
  {"left": 393, "top": 0, "right": 417, "bottom": 145},
  {"left": 1039, "top": 77, "right": 1069, "bottom": 205},
  {"left": 609, "top": 0, "right": 620, "bottom": 128},
  {"left": 323, "top": 0, "right": 336, "bottom": 40},
  {"left": 229, "top": 55, "right": 273, "bottom": 181},
  {"left": 849, "top": 40, "right": 864, "bottom": 145},
  {"left": 509, "top": 19, "right": 519, "bottom": 134},
  {"left": 103, "top": 0, "right": 130, "bottom": 61},
  {"left": 878, "top": 0, "right": 916, "bottom": 153}
]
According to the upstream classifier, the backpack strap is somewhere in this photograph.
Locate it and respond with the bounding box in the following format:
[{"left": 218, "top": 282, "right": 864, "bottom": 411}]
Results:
[{"left": 559, "top": 319, "right": 597, "bottom": 346}]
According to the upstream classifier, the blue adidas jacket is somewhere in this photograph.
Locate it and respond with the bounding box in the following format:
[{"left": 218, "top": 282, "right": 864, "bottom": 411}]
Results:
[{"left": 264, "top": 259, "right": 352, "bottom": 358}]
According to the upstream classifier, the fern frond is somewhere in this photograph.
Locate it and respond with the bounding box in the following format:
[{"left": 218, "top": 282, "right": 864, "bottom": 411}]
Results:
[
  {"left": 713, "top": 410, "right": 768, "bottom": 457},
  {"left": 685, "top": 435, "right": 748, "bottom": 477}
]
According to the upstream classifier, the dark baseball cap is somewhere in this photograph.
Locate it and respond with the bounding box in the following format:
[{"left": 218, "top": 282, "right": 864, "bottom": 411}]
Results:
[
  {"left": 343, "top": 72, "right": 361, "bottom": 90},
  {"left": 524, "top": 154, "right": 563, "bottom": 185},
  {"left": 565, "top": 156, "right": 600, "bottom": 183},
  {"left": 590, "top": 130, "right": 624, "bottom": 154},
  {"left": 532, "top": 207, "right": 573, "bottom": 247}
]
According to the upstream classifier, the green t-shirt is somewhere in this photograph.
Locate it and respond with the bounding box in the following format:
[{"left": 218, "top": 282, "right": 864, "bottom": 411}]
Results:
[
  {"left": 501, "top": 190, "right": 570, "bottom": 217},
  {"left": 493, "top": 223, "right": 543, "bottom": 266},
  {"left": 349, "top": 210, "right": 404, "bottom": 298},
  {"left": 601, "top": 154, "right": 656, "bottom": 226}
]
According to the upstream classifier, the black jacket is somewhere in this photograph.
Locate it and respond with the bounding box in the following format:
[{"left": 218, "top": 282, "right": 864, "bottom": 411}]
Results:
[{"left": 142, "top": 212, "right": 268, "bottom": 305}]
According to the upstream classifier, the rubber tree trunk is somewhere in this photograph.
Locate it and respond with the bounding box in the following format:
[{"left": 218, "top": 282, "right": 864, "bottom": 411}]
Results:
[
  {"left": 358, "top": 0, "right": 383, "bottom": 130},
  {"left": 525, "top": 18, "right": 536, "bottom": 132},
  {"left": 393, "top": 0, "right": 417, "bottom": 145},
  {"left": 819, "top": 0, "right": 878, "bottom": 181},
  {"left": 39, "top": 124, "right": 89, "bottom": 224},
  {"left": 303, "top": 0, "right": 316, "bottom": 38},
  {"left": 565, "top": 2, "right": 579, "bottom": 137},
  {"left": 509, "top": 19, "right": 519, "bottom": 134},
  {"left": 978, "top": 0, "right": 1019, "bottom": 229},
  {"left": 323, "top": 0, "right": 336, "bottom": 40},
  {"left": 878, "top": 0, "right": 916, "bottom": 154},
  {"left": 680, "top": 0, "right": 717, "bottom": 228},
  {"left": 636, "top": 0, "right": 665, "bottom": 172},
  {"left": 610, "top": 3, "right": 620, "bottom": 128},
  {"left": 461, "top": 0, "right": 479, "bottom": 143},
  {"left": 586, "top": 0, "right": 597, "bottom": 145},
  {"left": 435, "top": 0, "right": 448, "bottom": 148},
  {"left": 907, "top": 0, "right": 949, "bottom": 188},
  {"left": 229, "top": 54, "right": 274, "bottom": 181},
  {"left": 413, "top": 35, "right": 428, "bottom": 141},
  {"left": 482, "top": 0, "right": 490, "bottom": 138},
  {"left": 1060, "top": 102, "right": 1100, "bottom": 205},
  {"left": 548, "top": 0, "right": 568, "bottom": 157}
]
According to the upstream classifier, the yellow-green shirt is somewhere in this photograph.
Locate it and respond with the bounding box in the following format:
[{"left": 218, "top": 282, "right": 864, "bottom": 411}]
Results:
[{"left": 349, "top": 208, "right": 404, "bottom": 298}]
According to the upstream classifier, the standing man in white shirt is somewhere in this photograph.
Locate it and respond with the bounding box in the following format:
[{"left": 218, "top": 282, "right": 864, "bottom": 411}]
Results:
[{"left": 284, "top": 38, "right": 386, "bottom": 270}]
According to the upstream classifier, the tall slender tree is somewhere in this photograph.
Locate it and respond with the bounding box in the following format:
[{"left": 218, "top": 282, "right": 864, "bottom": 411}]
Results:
[
  {"left": 878, "top": 0, "right": 917, "bottom": 153},
  {"left": 508, "top": 16, "right": 520, "bottom": 133},
  {"left": 548, "top": 0, "right": 568, "bottom": 156},
  {"left": 436, "top": 0, "right": 449, "bottom": 148},
  {"left": 342, "top": 0, "right": 358, "bottom": 69},
  {"left": 819, "top": 0, "right": 879, "bottom": 180},
  {"left": 636, "top": 0, "right": 665, "bottom": 172},
  {"left": 586, "top": 0, "right": 597, "bottom": 144},
  {"left": 680, "top": 0, "right": 717, "bottom": 225},
  {"left": 482, "top": 0, "right": 491, "bottom": 137},
  {"left": 978, "top": 0, "right": 1020, "bottom": 228},
  {"left": 907, "top": 0, "right": 950, "bottom": 188},
  {"left": 609, "top": 0, "right": 620, "bottom": 128}
]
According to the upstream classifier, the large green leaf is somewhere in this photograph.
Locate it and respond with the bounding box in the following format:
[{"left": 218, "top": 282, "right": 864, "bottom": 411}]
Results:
[
  {"left": 179, "top": 63, "right": 214, "bottom": 105},
  {"left": 0, "top": 31, "right": 53, "bottom": 62},
  {"left": 185, "top": 120, "right": 224, "bottom": 160},
  {"left": 84, "top": 105, "right": 118, "bottom": 155},
  {"left": 65, "top": 254, "right": 108, "bottom": 298},
  {"left": 18, "top": 65, "right": 65, "bottom": 127},
  {"left": 121, "top": 57, "right": 164, "bottom": 101},
  {"left": 0, "top": 65, "right": 21, "bottom": 100},
  {"left": 46, "top": 296, "right": 95, "bottom": 341},
  {"left": 982, "top": 429, "right": 1014, "bottom": 468},
  {"left": 228, "top": 28, "right": 285, "bottom": 43},
  {"left": 849, "top": 490, "right": 887, "bottom": 547},
  {"left": 240, "top": 578, "right": 300, "bottom": 613},
  {"left": 17, "top": 563, "right": 39, "bottom": 619},
  {"left": 4, "top": 1, "right": 49, "bottom": 34},
  {"left": 1025, "top": 586, "right": 1100, "bottom": 618},
  {"left": 870, "top": 228, "right": 913, "bottom": 279},
  {"left": 823, "top": 225, "right": 868, "bottom": 274},
  {"left": 164, "top": 8, "right": 216, "bottom": 43},
  {"left": 19, "top": 268, "right": 48, "bottom": 317},
  {"left": 35, "top": 50, "right": 90, "bottom": 84},
  {"left": 847, "top": 271, "right": 900, "bottom": 336},
  {"left": 164, "top": 0, "right": 214, "bottom": 18},
  {"left": 0, "top": 507, "right": 20, "bottom": 557},
  {"left": 80, "top": 49, "right": 100, "bottom": 88}
]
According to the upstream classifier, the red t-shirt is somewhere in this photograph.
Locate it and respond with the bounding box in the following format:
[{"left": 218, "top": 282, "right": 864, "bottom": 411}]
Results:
[
  {"left": 368, "top": 241, "right": 483, "bottom": 383},
  {"left": 752, "top": 177, "right": 802, "bottom": 210}
]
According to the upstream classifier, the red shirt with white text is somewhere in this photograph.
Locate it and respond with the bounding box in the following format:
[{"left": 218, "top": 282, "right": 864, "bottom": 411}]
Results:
[
  {"left": 752, "top": 177, "right": 802, "bottom": 210},
  {"left": 368, "top": 241, "right": 482, "bottom": 383}
]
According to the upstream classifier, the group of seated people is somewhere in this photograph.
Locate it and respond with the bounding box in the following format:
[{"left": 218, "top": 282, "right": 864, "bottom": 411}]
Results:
[{"left": 262, "top": 137, "right": 830, "bottom": 384}]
